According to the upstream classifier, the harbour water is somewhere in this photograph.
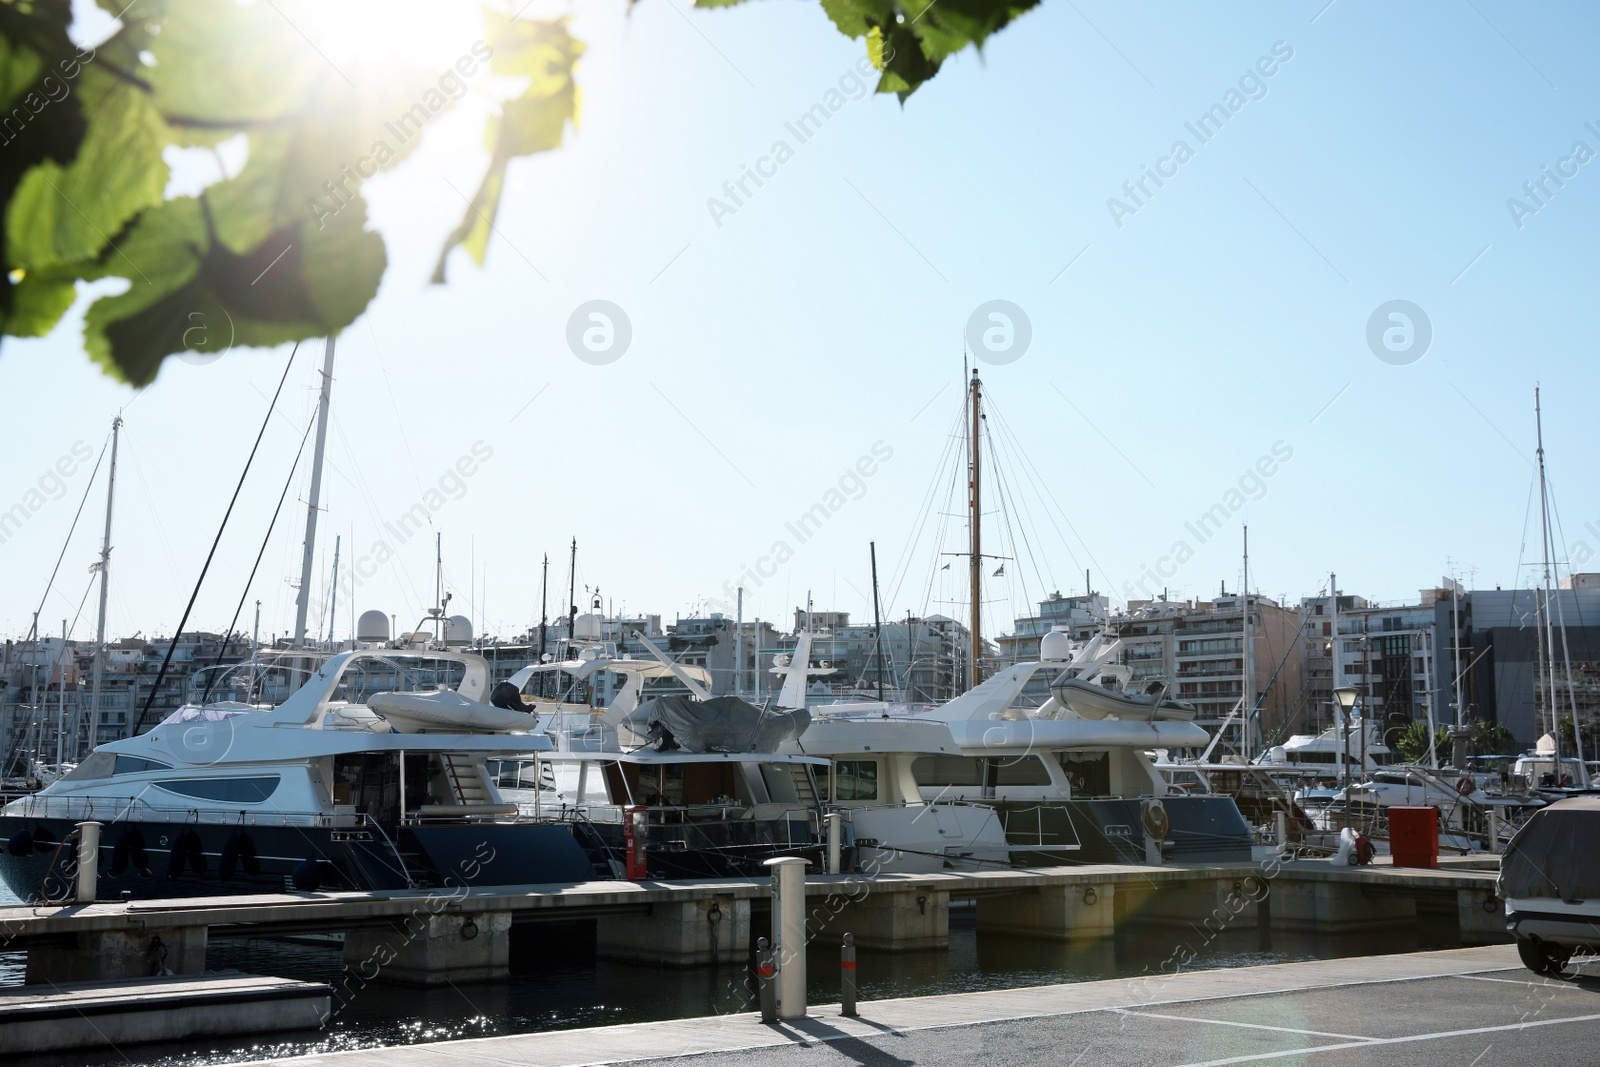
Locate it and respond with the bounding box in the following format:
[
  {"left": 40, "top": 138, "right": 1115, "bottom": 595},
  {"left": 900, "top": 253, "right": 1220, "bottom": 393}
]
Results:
[{"left": 0, "top": 881, "right": 1464, "bottom": 1067}]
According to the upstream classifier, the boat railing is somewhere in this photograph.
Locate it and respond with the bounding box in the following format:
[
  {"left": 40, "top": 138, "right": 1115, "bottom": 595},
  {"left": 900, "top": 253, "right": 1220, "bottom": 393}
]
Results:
[{"left": 5, "top": 793, "right": 384, "bottom": 829}]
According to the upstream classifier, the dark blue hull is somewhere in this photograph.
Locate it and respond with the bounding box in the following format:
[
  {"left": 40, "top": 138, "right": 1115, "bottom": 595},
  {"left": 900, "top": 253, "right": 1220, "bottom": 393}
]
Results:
[{"left": 0, "top": 816, "right": 598, "bottom": 902}]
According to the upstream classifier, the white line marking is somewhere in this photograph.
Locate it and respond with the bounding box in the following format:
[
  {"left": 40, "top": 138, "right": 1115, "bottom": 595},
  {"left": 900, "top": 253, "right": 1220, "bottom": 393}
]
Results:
[
  {"left": 1169, "top": 1010, "right": 1600, "bottom": 1067},
  {"left": 1114, "top": 1008, "right": 1373, "bottom": 1041}
]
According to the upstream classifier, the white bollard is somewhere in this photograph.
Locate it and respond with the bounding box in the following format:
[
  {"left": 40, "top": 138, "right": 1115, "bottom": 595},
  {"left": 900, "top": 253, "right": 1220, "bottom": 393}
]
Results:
[
  {"left": 825, "top": 812, "right": 842, "bottom": 875},
  {"left": 765, "top": 856, "right": 809, "bottom": 1020},
  {"left": 1488, "top": 807, "right": 1500, "bottom": 855},
  {"left": 75, "top": 821, "right": 103, "bottom": 903},
  {"left": 1275, "top": 810, "right": 1288, "bottom": 852}
]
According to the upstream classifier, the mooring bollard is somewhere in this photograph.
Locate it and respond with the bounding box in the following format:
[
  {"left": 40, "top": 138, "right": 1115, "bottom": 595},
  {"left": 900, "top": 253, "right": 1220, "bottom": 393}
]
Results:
[
  {"left": 1274, "top": 810, "right": 1288, "bottom": 854},
  {"left": 840, "top": 932, "right": 857, "bottom": 1017},
  {"left": 1488, "top": 807, "right": 1500, "bottom": 854},
  {"left": 756, "top": 937, "right": 777, "bottom": 1024},
  {"left": 75, "top": 821, "right": 103, "bottom": 904},
  {"left": 825, "top": 812, "right": 843, "bottom": 875},
  {"left": 764, "top": 856, "right": 809, "bottom": 1020}
]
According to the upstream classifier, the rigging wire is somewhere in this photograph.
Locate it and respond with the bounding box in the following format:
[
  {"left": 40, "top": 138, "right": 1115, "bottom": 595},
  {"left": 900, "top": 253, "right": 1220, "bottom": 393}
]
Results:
[
  {"left": 25, "top": 433, "right": 108, "bottom": 642},
  {"left": 134, "top": 344, "right": 300, "bottom": 735},
  {"left": 987, "top": 411, "right": 1057, "bottom": 604},
  {"left": 984, "top": 391, "right": 1117, "bottom": 603},
  {"left": 883, "top": 398, "right": 966, "bottom": 614},
  {"left": 199, "top": 407, "right": 319, "bottom": 705}
]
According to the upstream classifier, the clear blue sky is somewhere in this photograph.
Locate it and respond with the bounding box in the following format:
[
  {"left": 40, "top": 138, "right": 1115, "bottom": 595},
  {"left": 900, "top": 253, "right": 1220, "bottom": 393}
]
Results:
[{"left": 3, "top": 0, "right": 1598, "bottom": 649}]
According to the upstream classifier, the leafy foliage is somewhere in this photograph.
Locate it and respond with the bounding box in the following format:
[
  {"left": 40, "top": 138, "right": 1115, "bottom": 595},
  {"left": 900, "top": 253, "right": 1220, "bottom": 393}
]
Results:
[
  {"left": 1452, "top": 718, "right": 1517, "bottom": 758},
  {"left": 1395, "top": 719, "right": 1450, "bottom": 764},
  {"left": 697, "top": 0, "right": 1041, "bottom": 100},
  {"left": 0, "top": 0, "right": 581, "bottom": 384},
  {"left": 3, "top": 0, "right": 1032, "bottom": 383}
]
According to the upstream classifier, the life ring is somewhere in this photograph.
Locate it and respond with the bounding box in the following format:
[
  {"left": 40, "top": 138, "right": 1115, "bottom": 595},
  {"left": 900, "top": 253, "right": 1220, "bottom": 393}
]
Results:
[
  {"left": 1142, "top": 799, "right": 1170, "bottom": 840},
  {"left": 1458, "top": 777, "right": 1477, "bottom": 796}
]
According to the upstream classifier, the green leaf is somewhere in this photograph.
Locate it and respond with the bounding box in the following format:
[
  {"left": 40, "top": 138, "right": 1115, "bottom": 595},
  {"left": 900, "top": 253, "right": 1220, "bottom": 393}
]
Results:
[
  {"left": 788, "top": 0, "right": 1041, "bottom": 99},
  {"left": 83, "top": 193, "right": 385, "bottom": 385},
  {"left": 1, "top": 270, "right": 78, "bottom": 337},
  {"left": 432, "top": 13, "right": 582, "bottom": 284},
  {"left": 6, "top": 73, "right": 169, "bottom": 270},
  {"left": 0, "top": 35, "right": 44, "bottom": 113}
]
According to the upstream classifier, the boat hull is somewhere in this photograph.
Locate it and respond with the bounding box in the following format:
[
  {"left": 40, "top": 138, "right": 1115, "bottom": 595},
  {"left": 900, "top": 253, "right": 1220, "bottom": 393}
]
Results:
[
  {"left": 0, "top": 816, "right": 597, "bottom": 903},
  {"left": 993, "top": 795, "right": 1254, "bottom": 865}
]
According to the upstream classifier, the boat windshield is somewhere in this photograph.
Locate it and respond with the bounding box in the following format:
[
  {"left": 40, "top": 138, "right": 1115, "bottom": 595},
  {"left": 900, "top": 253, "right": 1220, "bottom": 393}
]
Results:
[{"left": 160, "top": 704, "right": 255, "bottom": 725}]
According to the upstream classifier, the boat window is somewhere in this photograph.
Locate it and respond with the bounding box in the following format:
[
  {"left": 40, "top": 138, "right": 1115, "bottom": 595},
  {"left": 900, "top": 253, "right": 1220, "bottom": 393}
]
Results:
[
  {"left": 61, "top": 752, "right": 116, "bottom": 781},
  {"left": 911, "top": 755, "right": 984, "bottom": 787},
  {"left": 153, "top": 776, "right": 280, "bottom": 803},
  {"left": 1057, "top": 751, "right": 1111, "bottom": 796},
  {"left": 990, "top": 756, "right": 1051, "bottom": 786},
  {"left": 113, "top": 755, "right": 174, "bottom": 775},
  {"left": 834, "top": 760, "right": 879, "bottom": 801}
]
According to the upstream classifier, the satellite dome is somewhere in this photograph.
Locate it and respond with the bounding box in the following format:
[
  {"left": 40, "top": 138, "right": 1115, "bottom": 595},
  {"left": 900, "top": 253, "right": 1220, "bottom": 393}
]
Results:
[
  {"left": 357, "top": 610, "right": 390, "bottom": 643},
  {"left": 1039, "top": 629, "right": 1073, "bottom": 662},
  {"left": 444, "top": 615, "right": 473, "bottom": 647},
  {"left": 573, "top": 613, "right": 602, "bottom": 642}
]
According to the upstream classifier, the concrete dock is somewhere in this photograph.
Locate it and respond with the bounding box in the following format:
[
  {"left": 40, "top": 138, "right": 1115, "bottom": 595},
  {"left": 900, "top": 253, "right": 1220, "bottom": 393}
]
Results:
[
  {"left": 0, "top": 860, "right": 1509, "bottom": 985},
  {"left": 232, "top": 945, "right": 1596, "bottom": 1067},
  {"left": 0, "top": 972, "right": 330, "bottom": 1053}
]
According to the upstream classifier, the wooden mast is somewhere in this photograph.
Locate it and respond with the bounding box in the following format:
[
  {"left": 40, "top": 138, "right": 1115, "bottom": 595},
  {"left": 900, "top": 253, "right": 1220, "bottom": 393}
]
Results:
[{"left": 968, "top": 369, "right": 982, "bottom": 691}]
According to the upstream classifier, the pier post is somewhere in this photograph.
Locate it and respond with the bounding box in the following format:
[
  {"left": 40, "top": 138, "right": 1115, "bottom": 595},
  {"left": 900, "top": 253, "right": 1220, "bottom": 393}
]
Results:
[
  {"left": 342, "top": 910, "right": 512, "bottom": 986},
  {"left": 766, "top": 857, "right": 809, "bottom": 1020},
  {"left": 839, "top": 933, "right": 857, "bottom": 1017},
  {"left": 597, "top": 895, "right": 749, "bottom": 967},
  {"left": 825, "top": 813, "right": 843, "bottom": 875},
  {"left": 75, "top": 821, "right": 103, "bottom": 903},
  {"left": 977, "top": 884, "right": 1115, "bottom": 942}
]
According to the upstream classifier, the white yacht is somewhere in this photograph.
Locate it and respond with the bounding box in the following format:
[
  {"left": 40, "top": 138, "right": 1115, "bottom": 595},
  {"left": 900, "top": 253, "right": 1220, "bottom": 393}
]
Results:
[
  {"left": 484, "top": 635, "right": 834, "bottom": 878},
  {"left": 789, "top": 632, "right": 1255, "bottom": 868},
  {"left": 0, "top": 649, "right": 597, "bottom": 901}
]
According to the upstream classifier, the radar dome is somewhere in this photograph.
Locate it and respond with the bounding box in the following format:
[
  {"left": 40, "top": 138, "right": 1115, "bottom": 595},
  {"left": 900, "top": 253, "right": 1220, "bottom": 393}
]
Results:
[
  {"left": 444, "top": 615, "right": 473, "bottom": 647},
  {"left": 573, "top": 613, "right": 603, "bottom": 642},
  {"left": 1039, "top": 629, "right": 1073, "bottom": 662},
  {"left": 357, "top": 610, "right": 390, "bottom": 643}
]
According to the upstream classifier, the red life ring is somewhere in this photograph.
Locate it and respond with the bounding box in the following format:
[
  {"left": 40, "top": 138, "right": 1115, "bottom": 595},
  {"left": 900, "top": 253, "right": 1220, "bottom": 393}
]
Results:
[{"left": 1458, "top": 777, "right": 1477, "bottom": 796}]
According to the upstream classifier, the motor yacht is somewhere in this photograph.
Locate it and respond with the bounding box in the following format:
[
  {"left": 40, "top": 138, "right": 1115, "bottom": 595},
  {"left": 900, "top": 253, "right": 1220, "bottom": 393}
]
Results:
[{"left": 0, "top": 649, "right": 595, "bottom": 902}]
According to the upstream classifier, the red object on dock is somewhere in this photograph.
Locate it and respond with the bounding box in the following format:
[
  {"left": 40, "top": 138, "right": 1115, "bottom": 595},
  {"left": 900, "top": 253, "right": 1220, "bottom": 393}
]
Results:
[
  {"left": 1389, "top": 806, "right": 1440, "bottom": 869},
  {"left": 623, "top": 805, "right": 649, "bottom": 879}
]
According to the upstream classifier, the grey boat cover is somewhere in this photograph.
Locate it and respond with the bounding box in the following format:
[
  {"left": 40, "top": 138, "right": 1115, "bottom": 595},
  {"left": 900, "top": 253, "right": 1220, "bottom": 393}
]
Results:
[
  {"left": 1498, "top": 796, "right": 1600, "bottom": 901},
  {"left": 622, "top": 696, "right": 810, "bottom": 753}
]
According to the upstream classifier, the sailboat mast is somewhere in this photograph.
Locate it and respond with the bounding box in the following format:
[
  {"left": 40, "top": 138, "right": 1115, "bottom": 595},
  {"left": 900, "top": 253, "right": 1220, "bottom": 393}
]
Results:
[
  {"left": 968, "top": 369, "right": 982, "bottom": 691},
  {"left": 293, "top": 336, "right": 336, "bottom": 648},
  {"left": 86, "top": 414, "right": 121, "bottom": 757},
  {"left": 55, "top": 618, "right": 66, "bottom": 767},
  {"left": 1241, "top": 525, "right": 1254, "bottom": 761},
  {"left": 567, "top": 538, "right": 578, "bottom": 641},
  {"left": 538, "top": 553, "right": 549, "bottom": 661},
  {"left": 1535, "top": 386, "right": 1562, "bottom": 763},
  {"left": 326, "top": 535, "right": 341, "bottom": 651},
  {"left": 870, "top": 541, "right": 884, "bottom": 698}
]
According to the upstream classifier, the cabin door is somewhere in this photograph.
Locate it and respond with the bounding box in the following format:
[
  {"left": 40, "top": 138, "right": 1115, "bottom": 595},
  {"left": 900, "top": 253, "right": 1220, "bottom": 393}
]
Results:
[{"left": 333, "top": 752, "right": 403, "bottom": 830}]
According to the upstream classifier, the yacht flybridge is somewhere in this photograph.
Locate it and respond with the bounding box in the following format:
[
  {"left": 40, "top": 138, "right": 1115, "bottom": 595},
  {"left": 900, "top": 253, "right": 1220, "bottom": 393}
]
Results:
[{"left": 0, "top": 649, "right": 595, "bottom": 901}]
